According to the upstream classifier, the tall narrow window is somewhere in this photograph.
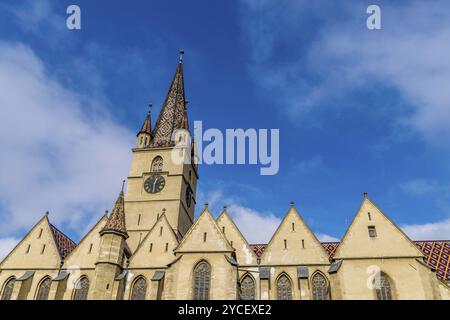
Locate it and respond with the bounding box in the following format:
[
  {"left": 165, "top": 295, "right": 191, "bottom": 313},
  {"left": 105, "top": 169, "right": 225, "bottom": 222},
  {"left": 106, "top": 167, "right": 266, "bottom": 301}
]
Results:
[
  {"left": 312, "top": 272, "right": 330, "bottom": 300},
  {"left": 1, "top": 277, "right": 15, "bottom": 300},
  {"left": 240, "top": 275, "right": 255, "bottom": 300},
  {"left": 375, "top": 273, "right": 393, "bottom": 300},
  {"left": 149, "top": 243, "right": 153, "bottom": 252},
  {"left": 284, "top": 239, "right": 287, "bottom": 249},
  {"left": 88, "top": 243, "right": 93, "bottom": 254},
  {"left": 276, "top": 274, "right": 292, "bottom": 300},
  {"left": 222, "top": 226, "right": 225, "bottom": 234},
  {"left": 203, "top": 232, "right": 207, "bottom": 242},
  {"left": 165, "top": 243, "right": 169, "bottom": 252},
  {"left": 368, "top": 212, "right": 372, "bottom": 221},
  {"left": 160, "top": 226, "right": 163, "bottom": 236},
  {"left": 131, "top": 277, "right": 147, "bottom": 300},
  {"left": 73, "top": 276, "right": 89, "bottom": 300},
  {"left": 41, "top": 244, "right": 46, "bottom": 254},
  {"left": 230, "top": 241, "right": 233, "bottom": 247},
  {"left": 36, "top": 277, "right": 51, "bottom": 300},
  {"left": 38, "top": 228, "right": 43, "bottom": 239},
  {"left": 292, "top": 223, "right": 295, "bottom": 231},
  {"left": 193, "top": 261, "right": 211, "bottom": 300},
  {"left": 368, "top": 226, "right": 377, "bottom": 238},
  {"left": 151, "top": 156, "right": 163, "bottom": 172},
  {"left": 25, "top": 244, "right": 31, "bottom": 254},
  {"left": 302, "top": 239, "right": 305, "bottom": 248},
  {"left": 137, "top": 214, "right": 141, "bottom": 226}
]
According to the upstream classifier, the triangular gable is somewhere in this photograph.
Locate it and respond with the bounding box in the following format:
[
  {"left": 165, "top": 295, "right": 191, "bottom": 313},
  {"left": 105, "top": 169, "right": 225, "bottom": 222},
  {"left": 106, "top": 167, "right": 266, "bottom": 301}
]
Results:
[
  {"left": 129, "top": 214, "right": 178, "bottom": 268},
  {"left": 216, "top": 209, "right": 257, "bottom": 265},
  {"left": 0, "top": 214, "right": 64, "bottom": 269},
  {"left": 260, "top": 206, "right": 330, "bottom": 265},
  {"left": 62, "top": 215, "right": 108, "bottom": 269},
  {"left": 333, "top": 196, "right": 423, "bottom": 259},
  {"left": 175, "top": 207, "right": 233, "bottom": 253}
]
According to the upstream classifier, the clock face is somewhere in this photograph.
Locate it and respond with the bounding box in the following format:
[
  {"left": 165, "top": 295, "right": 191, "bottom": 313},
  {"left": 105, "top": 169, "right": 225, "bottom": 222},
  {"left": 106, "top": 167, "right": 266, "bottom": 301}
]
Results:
[
  {"left": 186, "top": 186, "right": 192, "bottom": 207},
  {"left": 144, "top": 175, "right": 166, "bottom": 194}
]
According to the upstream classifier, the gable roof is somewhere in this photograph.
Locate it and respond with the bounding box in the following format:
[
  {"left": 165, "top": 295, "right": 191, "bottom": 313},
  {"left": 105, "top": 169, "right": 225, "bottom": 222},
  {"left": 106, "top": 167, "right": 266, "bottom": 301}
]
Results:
[
  {"left": 175, "top": 206, "right": 233, "bottom": 253},
  {"left": 248, "top": 241, "right": 450, "bottom": 282}
]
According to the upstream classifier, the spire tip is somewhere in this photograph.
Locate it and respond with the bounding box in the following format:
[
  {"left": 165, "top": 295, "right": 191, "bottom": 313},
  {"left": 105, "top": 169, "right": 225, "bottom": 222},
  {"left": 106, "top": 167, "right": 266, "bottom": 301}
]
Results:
[{"left": 179, "top": 49, "right": 184, "bottom": 64}]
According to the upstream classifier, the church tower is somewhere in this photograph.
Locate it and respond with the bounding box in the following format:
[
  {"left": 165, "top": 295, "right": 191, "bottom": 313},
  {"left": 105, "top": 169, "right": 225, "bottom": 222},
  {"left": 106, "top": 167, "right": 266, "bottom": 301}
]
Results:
[{"left": 124, "top": 51, "right": 198, "bottom": 251}]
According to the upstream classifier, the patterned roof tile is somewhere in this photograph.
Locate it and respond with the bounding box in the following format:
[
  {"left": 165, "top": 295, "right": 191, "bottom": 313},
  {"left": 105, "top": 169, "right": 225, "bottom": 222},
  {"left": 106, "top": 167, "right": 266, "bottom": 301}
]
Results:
[{"left": 50, "top": 224, "right": 77, "bottom": 260}]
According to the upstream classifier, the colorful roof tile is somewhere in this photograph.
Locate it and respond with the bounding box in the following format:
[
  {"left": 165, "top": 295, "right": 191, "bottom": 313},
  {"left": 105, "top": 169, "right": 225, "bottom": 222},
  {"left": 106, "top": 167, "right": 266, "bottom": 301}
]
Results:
[
  {"left": 250, "top": 240, "right": 450, "bottom": 281},
  {"left": 101, "top": 191, "right": 128, "bottom": 238},
  {"left": 150, "top": 60, "right": 187, "bottom": 148},
  {"left": 138, "top": 111, "right": 152, "bottom": 136},
  {"left": 50, "top": 224, "right": 77, "bottom": 260}
]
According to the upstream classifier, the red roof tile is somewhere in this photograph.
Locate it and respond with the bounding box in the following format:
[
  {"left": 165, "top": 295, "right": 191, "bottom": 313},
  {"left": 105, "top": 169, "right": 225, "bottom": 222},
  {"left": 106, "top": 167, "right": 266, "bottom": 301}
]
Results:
[{"left": 50, "top": 224, "right": 77, "bottom": 260}]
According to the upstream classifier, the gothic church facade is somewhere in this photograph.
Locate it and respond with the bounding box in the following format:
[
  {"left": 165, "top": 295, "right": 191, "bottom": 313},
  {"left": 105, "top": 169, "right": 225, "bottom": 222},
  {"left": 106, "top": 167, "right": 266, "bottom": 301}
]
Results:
[{"left": 1, "top": 56, "right": 449, "bottom": 300}]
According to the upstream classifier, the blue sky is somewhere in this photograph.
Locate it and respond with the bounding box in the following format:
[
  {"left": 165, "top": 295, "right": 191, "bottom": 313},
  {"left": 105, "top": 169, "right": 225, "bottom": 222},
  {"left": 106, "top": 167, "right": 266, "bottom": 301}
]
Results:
[{"left": 0, "top": 0, "right": 450, "bottom": 257}]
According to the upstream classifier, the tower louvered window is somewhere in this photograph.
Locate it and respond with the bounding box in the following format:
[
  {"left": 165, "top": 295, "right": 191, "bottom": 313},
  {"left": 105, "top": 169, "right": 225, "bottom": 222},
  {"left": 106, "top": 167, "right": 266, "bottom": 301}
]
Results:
[
  {"left": 1, "top": 278, "right": 15, "bottom": 300},
  {"left": 240, "top": 275, "right": 255, "bottom": 300},
  {"left": 312, "top": 272, "right": 329, "bottom": 300},
  {"left": 36, "top": 277, "right": 51, "bottom": 300},
  {"left": 193, "top": 261, "right": 211, "bottom": 300},
  {"left": 375, "top": 273, "right": 393, "bottom": 300},
  {"left": 73, "top": 277, "right": 89, "bottom": 300},
  {"left": 131, "top": 277, "right": 147, "bottom": 300},
  {"left": 276, "top": 274, "right": 292, "bottom": 300},
  {"left": 152, "top": 156, "right": 163, "bottom": 172}
]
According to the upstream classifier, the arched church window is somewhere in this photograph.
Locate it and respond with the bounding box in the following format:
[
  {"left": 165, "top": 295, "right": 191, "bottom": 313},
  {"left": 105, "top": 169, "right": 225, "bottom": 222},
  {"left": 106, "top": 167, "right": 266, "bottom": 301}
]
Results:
[
  {"left": 36, "top": 277, "right": 51, "bottom": 300},
  {"left": 73, "top": 276, "right": 89, "bottom": 300},
  {"left": 193, "top": 261, "right": 211, "bottom": 300},
  {"left": 1, "top": 277, "right": 15, "bottom": 300},
  {"left": 151, "top": 156, "right": 163, "bottom": 172},
  {"left": 131, "top": 276, "right": 147, "bottom": 300},
  {"left": 240, "top": 274, "right": 255, "bottom": 300},
  {"left": 312, "top": 272, "right": 330, "bottom": 300},
  {"left": 375, "top": 273, "right": 393, "bottom": 300},
  {"left": 276, "top": 274, "right": 292, "bottom": 300}
]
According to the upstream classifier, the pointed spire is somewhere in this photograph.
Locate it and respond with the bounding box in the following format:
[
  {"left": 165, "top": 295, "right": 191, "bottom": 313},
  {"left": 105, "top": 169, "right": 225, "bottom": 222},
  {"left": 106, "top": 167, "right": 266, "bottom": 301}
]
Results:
[
  {"left": 150, "top": 51, "right": 188, "bottom": 147},
  {"left": 180, "top": 101, "right": 189, "bottom": 130},
  {"left": 101, "top": 183, "right": 128, "bottom": 238},
  {"left": 137, "top": 103, "right": 153, "bottom": 136}
]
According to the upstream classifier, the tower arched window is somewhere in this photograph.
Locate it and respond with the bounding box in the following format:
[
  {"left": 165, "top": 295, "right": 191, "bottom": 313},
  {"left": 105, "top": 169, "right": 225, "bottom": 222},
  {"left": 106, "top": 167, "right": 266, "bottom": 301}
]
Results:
[
  {"left": 240, "top": 274, "right": 255, "bottom": 300},
  {"left": 312, "top": 272, "right": 330, "bottom": 300},
  {"left": 36, "top": 277, "right": 51, "bottom": 300},
  {"left": 276, "top": 274, "right": 292, "bottom": 300},
  {"left": 1, "top": 277, "right": 15, "bottom": 300},
  {"left": 193, "top": 261, "right": 211, "bottom": 300},
  {"left": 375, "top": 273, "right": 393, "bottom": 300},
  {"left": 151, "top": 156, "right": 163, "bottom": 172},
  {"left": 131, "top": 276, "right": 147, "bottom": 300},
  {"left": 73, "top": 276, "right": 89, "bottom": 300}
]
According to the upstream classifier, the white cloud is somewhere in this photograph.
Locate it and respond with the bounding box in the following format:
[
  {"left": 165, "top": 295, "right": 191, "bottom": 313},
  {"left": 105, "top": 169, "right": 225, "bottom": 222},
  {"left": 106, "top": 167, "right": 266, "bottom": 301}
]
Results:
[
  {"left": 402, "top": 218, "right": 450, "bottom": 240},
  {"left": 240, "top": 1, "right": 450, "bottom": 145},
  {"left": 0, "top": 41, "right": 134, "bottom": 236},
  {"left": 0, "top": 237, "right": 19, "bottom": 261},
  {"left": 316, "top": 233, "right": 340, "bottom": 242}
]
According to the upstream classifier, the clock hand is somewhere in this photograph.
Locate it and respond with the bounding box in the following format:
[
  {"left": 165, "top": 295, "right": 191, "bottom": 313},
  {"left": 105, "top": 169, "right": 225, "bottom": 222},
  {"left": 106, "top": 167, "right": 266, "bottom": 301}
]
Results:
[{"left": 152, "top": 178, "right": 157, "bottom": 193}]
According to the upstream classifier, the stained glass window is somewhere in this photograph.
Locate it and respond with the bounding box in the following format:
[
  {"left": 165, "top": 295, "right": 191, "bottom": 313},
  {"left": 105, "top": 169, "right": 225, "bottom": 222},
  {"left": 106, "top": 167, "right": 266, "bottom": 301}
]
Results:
[
  {"left": 276, "top": 274, "right": 292, "bottom": 300},
  {"left": 193, "top": 261, "right": 211, "bottom": 300},
  {"left": 312, "top": 272, "right": 329, "bottom": 300},
  {"left": 131, "top": 277, "right": 147, "bottom": 300},
  {"left": 73, "top": 277, "right": 89, "bottom": 300},
  {"left": 36, "top": 277, "right": 51, "bottom": 300},
  {"left": 240, "top": 275, "right": 255, "bottom": 300},
  {"left": 375, "top": 273, "right": 392, "bottom": 300},
  {"left": 1, "top": 277, "right": 15, "bottom": 300},
  {"left": 152, "top": 156, "right": 163, "bottom": 172}
]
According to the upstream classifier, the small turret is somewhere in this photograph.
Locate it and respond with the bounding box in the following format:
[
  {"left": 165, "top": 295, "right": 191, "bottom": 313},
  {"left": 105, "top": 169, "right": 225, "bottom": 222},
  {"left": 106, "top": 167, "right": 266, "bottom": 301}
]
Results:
[{"left": 136, "top": 104, "right": 153, "bottom": 148}]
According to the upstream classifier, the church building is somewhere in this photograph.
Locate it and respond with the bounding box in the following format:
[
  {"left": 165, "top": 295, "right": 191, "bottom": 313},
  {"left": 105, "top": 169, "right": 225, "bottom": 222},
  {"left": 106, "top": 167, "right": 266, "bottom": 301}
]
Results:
[{"left": 0, "top": 53, "right": 449, "bottom": 300}]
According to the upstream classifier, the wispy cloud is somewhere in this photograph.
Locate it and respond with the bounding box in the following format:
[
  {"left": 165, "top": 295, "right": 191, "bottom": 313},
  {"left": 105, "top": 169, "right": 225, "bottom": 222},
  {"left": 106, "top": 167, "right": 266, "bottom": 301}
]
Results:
[
  {"left": 402, "top": 218, "right": 450, "bottom": 240},
  {"left": 240, "top": 0, "right": 450, "bottom": 146},
  {"left": 0, "top": 41, "right": 134, "bottom": 237}
]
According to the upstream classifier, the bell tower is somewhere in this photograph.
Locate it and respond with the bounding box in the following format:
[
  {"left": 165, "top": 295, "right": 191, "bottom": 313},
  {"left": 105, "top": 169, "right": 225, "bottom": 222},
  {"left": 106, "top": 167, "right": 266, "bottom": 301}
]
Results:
[{"left": 124, "top": 51, "right": 199, "bottom": 252}]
